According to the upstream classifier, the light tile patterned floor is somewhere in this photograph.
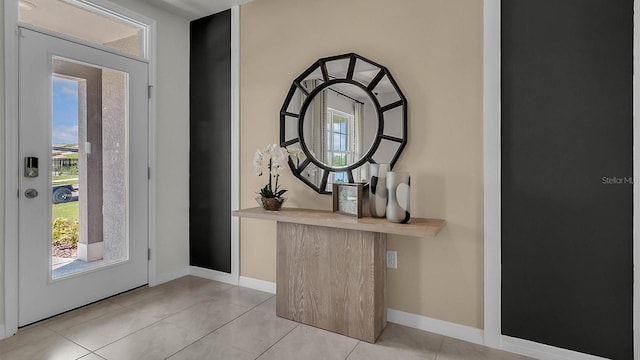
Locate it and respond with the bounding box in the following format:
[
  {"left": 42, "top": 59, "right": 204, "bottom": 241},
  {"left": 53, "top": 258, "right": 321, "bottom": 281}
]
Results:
[{"left": 0, "top": 276, "right": 535, "bottom": 360}]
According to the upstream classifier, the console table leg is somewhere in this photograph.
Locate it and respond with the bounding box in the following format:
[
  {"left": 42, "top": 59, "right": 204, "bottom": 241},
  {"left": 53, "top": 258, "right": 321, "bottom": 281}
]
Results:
[{"left": 276, "top": 222, "right": 387, "bottom": 343}]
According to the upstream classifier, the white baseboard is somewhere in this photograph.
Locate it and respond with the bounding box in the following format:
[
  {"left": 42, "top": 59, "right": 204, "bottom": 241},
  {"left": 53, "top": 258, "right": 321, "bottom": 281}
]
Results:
[
  {"left": 150, "top": 267, "right": 190, "bottom": 287},
  {"left": 501, "top": 335, "right": 610, "bottom": 360},
  {"left": 385, "top": 310, "right": 609, "bottom": 359},
  {"left": 386, "top": 308, "right": 484, "bottom": 345},
  {"left": 188, "top": 275, "right": 607, "bottom": 360},
  {"left": 189, "top": 266, "right": 239, "bottom": 286},
  {"left": 239, "top": 276, "right": 276, "bottom": 294},
  {"left": 0, "top": 324, "right": 6, "bottom": 340}
]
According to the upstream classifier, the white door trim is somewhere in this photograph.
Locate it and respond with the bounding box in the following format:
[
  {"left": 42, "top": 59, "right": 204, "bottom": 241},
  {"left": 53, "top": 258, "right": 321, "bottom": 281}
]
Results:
[
  {"left": 484, "top": 1, "right": 639, "bottom": 359},
  {"left": 145, "top": 8, "right": 159, "bottom": 289},
  {"left": 483, "top": 0, "right": 501, "bottom": 350},
  {"left": 230, "top": 5, "right": 241, "bottom": 285},
  {"left": 3, "top": 0, "right": 20, "bottom": 340},
  {"left": 3, "top": 0, "right": 157, "bottom": 337},
  {"left": 633, "top": 1, "right": 640, "bottom": 358}
]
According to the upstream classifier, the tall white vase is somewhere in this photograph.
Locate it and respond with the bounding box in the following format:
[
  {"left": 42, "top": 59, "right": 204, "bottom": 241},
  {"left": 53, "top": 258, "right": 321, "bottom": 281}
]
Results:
[
  {"left": 386, "top": 172, "right": 410, "bottom": 224},
  {"left": 369, "top": 163, "right": 390, "bottom": 218}
]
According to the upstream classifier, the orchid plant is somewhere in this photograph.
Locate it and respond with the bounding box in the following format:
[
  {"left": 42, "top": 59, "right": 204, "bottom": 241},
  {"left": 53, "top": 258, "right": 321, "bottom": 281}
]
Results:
[{"left": 254, "top": 144, "right": 291, "bottom": 199}]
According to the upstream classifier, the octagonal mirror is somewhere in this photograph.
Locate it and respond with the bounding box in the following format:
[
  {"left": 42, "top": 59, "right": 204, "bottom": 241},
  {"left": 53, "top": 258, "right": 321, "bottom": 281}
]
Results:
[{"left": 280, "top": 53, "right": 408, "bottom": 194}]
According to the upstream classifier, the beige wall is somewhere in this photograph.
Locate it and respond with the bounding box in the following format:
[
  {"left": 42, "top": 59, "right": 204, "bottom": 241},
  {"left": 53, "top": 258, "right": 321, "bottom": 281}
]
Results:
[
  {"left": 240, "top": 0, "right": 484, "bottom": 328},
  {"left": 0, "top": 0, "right": 189, "bottom": 327}
]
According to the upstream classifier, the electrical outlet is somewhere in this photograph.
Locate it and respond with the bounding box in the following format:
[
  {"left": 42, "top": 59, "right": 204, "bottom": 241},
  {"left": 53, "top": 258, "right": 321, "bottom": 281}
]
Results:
[{"left": 387, "top": 250, "right": 397, "bottom": 269}]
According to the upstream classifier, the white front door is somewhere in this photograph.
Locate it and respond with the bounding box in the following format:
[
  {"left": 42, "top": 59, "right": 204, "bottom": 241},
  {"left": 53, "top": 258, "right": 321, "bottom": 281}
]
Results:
[{"left": 18, "top": 28, "right": 149, "bottom": 326}]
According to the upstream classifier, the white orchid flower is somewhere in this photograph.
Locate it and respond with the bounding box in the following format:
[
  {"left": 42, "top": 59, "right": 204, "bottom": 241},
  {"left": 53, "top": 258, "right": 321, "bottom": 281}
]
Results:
[
  {"left": 271, "top": 147, "right": 289, "bottom": 168},
  {"left": 265, "top": 143, "right": 278, "bottom": 155}
]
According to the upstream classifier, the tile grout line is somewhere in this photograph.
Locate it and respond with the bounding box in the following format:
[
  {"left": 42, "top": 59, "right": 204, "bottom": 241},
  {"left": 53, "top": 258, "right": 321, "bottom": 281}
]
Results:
[
  {"left": 245, "top": 294, "right": 299, "bottom": 359},
  {"left": 433, "top": 335, "right": 446, "bottom": 360},
  {"left": 87, "top": 351, "right": 106, "bottom": 360},
  {"left": 98, "top": 293, "right": 224, "bottom": 353},
  {"left": 342, "top": 340, "right": 361, "bottom": 360},
  {"left": 56, "top": 295, "right": 212, "bottom": 354},
  {"left": 163, "top": 293, "right": 276, "bottom": 359},
  {"left": 99, "top": 283, "right": 246, "bottom": 344},
  {"left": 3, "top": 283, "right": 527, "bottom": 360},
  {"left": 0, "top": 324, "right": 94, "bottom": 358},
  {"left": 19, "top": 284, "right": 462, "bottom": 360},
  {"left": 98, "top": 282, "right": 255, "bottom": 358},
  {"left": 40, "top": 301, "right": 128, "bottom": 334},
  {"left": 251, "top": 323, "right": 300, "bottom": 360},
  {"left": 9, "top": 280, "right": 277, "bottom": 360},
  {"left": 39, "top": 280, "right": 238, "bottom": 336}
]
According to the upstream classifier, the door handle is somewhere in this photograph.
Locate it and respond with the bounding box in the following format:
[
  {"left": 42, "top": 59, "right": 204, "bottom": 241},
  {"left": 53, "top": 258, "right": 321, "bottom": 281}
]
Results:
[{"left": 24, "top": 188, "right": 38, "bottom": 199}]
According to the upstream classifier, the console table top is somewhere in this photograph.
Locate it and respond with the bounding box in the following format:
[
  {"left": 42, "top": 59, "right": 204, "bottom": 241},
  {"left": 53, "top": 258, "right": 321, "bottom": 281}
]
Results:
[{"left": 232, "top": 207, "right": 445, "bottom": 238}]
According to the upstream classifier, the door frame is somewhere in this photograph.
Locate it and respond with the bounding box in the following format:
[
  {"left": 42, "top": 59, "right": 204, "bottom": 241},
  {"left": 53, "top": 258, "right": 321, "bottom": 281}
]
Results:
[
  {"left": 3, "top": 0, "right": 157, "bottom": 338},
  {"left": 483, "top": 0, "right": 640, "bottom": 359}
]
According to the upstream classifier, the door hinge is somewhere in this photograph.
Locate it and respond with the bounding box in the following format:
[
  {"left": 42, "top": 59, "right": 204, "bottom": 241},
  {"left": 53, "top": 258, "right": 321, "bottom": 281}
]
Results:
[
  {"left": 17, "top": 189, "right": 20, "bottom": 198},
  {"left": 148, "top": 248, "right": 151, "bottom": 260},
  {"left": 148, "top": 167, "right": 151, "bottom": 180},
  {"left": 148, "top": 85, "right": 152, "bottom": 99}
]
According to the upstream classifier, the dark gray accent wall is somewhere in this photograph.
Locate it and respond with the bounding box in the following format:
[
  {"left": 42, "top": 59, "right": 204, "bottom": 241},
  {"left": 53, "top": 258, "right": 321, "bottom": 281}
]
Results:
[
  {"left": 501, "top": 1, "right": 633, "bottom": 359},
  {"left": 189, "top": 10, "right": 232, "bottom": 272}
]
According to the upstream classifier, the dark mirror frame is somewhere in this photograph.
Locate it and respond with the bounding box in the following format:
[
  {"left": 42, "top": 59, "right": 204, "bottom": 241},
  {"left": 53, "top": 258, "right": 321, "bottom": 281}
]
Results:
[{"left": 280, "top": 53, "right": 408, "bottom": 194}]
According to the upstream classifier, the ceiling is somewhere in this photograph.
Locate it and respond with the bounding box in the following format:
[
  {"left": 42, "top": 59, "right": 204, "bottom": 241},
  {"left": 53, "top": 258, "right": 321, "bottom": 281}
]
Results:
[{"left": 144, "top": 0, "right": 255, "bottom": 19}]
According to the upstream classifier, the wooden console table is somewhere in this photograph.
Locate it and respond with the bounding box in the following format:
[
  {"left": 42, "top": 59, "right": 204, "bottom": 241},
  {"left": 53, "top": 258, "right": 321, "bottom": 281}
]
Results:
[{"left": 232, "top": 207, "right": 445, "bottom": 343}]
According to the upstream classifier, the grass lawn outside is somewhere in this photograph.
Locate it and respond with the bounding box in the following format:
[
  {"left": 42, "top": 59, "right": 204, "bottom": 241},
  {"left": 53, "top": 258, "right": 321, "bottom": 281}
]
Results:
[
  {"left": 52, "top": 175, "right": 79, "bottom": 186},
  {"left": 52, "top": 180, "right": 79, "bottom": 186},
  {"left": 52, "top": 175, "right": 78, "bottom": 181},
  {"left": 52, "top": 201, "right": 79, "bottom": 222}
]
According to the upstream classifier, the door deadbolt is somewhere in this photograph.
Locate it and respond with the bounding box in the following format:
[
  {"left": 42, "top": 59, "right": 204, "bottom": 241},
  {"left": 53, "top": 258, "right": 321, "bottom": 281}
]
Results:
[
  {"left": 24, "top": 188, "right": 38, "bottom": 199},
  {"left": 24, "top": 157, "right": 39, "bottom": 178}
]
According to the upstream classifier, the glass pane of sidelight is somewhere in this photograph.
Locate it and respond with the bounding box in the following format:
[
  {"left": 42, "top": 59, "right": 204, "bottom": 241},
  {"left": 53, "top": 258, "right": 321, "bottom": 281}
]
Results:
[{"left": 51, "top": 56, "right": 130, "bottom": 279}]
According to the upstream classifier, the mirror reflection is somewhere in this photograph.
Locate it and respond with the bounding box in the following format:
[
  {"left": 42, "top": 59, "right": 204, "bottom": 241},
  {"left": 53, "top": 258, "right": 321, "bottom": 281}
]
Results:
[{"left": 302, "top": 82, "right": 378, "bottom": 171}]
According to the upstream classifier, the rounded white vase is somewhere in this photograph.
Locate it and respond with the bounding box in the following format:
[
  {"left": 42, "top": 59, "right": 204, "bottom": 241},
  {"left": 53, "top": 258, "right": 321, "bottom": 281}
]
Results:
[{"left": 386, "top": 171, "right": 410, "bottom": 224}]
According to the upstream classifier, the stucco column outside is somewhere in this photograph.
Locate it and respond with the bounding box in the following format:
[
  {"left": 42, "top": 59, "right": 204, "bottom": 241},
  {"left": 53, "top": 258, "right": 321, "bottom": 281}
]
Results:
[
  {"left": 53, "top": 60, "right": 104, "bottom": 262},
  {"left": 102, "top": 69, "right": 127, "bottom": 264}
]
